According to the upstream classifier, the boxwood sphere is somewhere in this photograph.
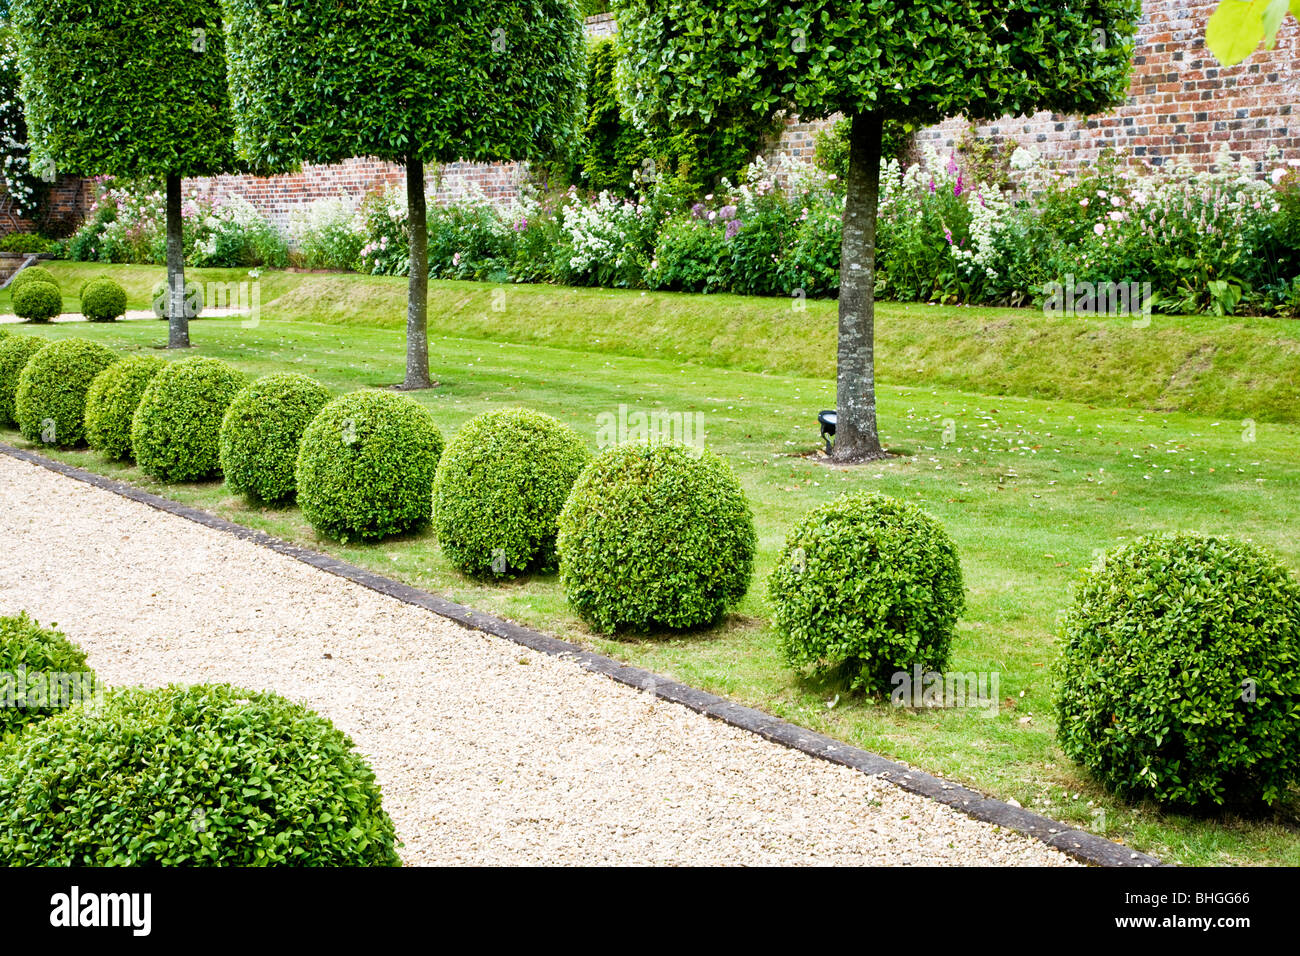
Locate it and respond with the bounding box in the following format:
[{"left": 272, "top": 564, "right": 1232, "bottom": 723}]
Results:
[
  {"left": 12, "top": 280, "right": 63, "bottom": 322},
  {"left": 768, "top": 492, "right": 965, "bottom": 694},
  {"left": 84, "top": 353, "right": 168, "bottom": 460},
  {"left": 1056, "top": 533, "right": 1300, "bottom": 808},
  {"left": 15, "top": 338, "right": 118, "bottom": 447},
  {"left": 0, "top": 612, "right": 98, "bottom": 738},
  {"left": 557, "top": 442, "right": 756, "bottom": 633},
  {"left": 434, "top": 407, "right": 592, "bottom": 576},
  {"left": 8, "top": 265, "right": 59, "bottom": 295},
  {"left": 0, "top": 335, "right": 46, "bottom": 425},
  {"left": 80, "top": 277, "right": 128, "bottom": 322},
  {"left": 132, "top": 357, "right": 246, "bottom": 482},
  {"left": 220, "top": 373, "right": 332, "bottom": 504},
  {"left": 0, "top": 684, "right": 402, "bottom": 865},
  {"left": 296, "top": 390, "right": 444, "bottom": 541}
]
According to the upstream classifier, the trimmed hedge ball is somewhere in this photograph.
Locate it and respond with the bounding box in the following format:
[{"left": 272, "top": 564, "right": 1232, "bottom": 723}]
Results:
[
  {"left": 15, "top": 338, "right": 118, "bottom": 447},
  {"left": 1056, "top": 533, "right": 1300, "bottom": 808},
  {"left": 12, "top": 280, "right": 63, "bottom": 322},
  {"left": 557, "top": 442, "right": 756, "bottom": 633},
  {"left": 0, "top": 335, "right": 46, "bottom": 425},
  {"left": 296, "top": 390, "right": 444, "bottom": 541},
  {"left": 8, "top": 265, "right": 59, "bottom": 295},
  {"left": 0, "top": 684, "right": 402, "bottom": 865},
  {"left": 84, "top": 354, "right": 168, "bottom": 460},
  {"left": 434, "top": 407, "right": 592, "bottom": 576},
  {"left": 79, "top": 277, "right": 128, "bottom": 322},
  {"left": 0, "top": 612, "right": 98, "bottom": 738},
  {"left": 767, "top": 492, "right": 965, "bottom": 695},
  {"left": 131, "top": 356, "right": 246, "bottom": 482},
  {"left": 220, "top": 373, "right": 332, "bottom": 504}
]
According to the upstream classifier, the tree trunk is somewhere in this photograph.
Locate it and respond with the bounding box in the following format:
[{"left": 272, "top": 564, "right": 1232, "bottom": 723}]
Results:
[
  {"left": 403, "top": 155, "right": 433, "bottom": 389},
  {"left": 165, "top": 173, "right": 190, "bottom": 349},
  {"left": 832, "top": 111, "right": 885, "bottom": 462}
]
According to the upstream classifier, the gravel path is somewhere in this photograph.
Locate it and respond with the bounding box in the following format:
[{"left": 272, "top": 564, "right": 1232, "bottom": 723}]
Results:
[
  {"left": 0, "top": 308, "right": 250, "bottom": 324},
  {"left": 0, "top": 453, "right": 1075, "bottom": 866}
]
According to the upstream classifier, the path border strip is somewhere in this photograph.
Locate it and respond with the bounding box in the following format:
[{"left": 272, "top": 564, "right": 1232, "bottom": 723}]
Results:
[{"left": 0, "top": 441, "right": 1162, "bottom": 868}]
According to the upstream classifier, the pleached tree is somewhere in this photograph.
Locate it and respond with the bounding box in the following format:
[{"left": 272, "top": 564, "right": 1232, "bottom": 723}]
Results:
[
  {"left": 12, "top": 0, "right": 240, "bottom": 348},
  {"left": 615, "top": 0, "right": 1140, "bottom": 461},
  {"left": 223, "top": 0, "right": 584, "bottom": 389}
]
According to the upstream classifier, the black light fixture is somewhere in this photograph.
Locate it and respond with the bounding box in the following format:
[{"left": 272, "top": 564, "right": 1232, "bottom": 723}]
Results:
[{"left": 818, "top": 409, "right": 836, "bottom": 454}]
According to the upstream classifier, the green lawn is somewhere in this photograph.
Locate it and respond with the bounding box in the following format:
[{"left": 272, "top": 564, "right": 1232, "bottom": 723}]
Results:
[{"left": 4, "top": 261, "right": 1299, "bottom": 866}]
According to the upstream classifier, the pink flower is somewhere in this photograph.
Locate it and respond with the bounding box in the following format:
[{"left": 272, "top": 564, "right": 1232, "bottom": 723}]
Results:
[
  {"left": 452, "top": 252, "right": 461, "bottom": 265},
  {"left": 1093, "top": 223, "right": 1105, "bottom": 236},
  {"left": 943, "top": 226, "right": 954, "bottom": 245},
  {"left": 953, "top": 174, "right": 964, "bottom": 198},
  {"left": 1078, "top": 198, "right": 1090, "bottom": 208}
]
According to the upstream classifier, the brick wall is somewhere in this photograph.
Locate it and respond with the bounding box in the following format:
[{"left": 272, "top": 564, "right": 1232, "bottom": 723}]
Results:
[{"left": 912, "top": 1, "right": 1299, "bottom": 172}]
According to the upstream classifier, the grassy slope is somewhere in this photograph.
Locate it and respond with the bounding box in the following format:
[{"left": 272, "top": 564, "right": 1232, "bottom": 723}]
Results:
[
  {"left": 2, "top": 262, "right": 1298, "bottom": 866},
  {"left": 7, "top": 262, "right": 1300, "bottom": 423}
]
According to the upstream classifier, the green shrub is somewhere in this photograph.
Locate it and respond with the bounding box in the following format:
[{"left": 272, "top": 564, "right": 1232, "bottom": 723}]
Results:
[
  {"left": 11, "top": 279, "right": 62, "bottom": 322},
  {"left": 296, "top": 390, "right": 444, "bottom": 541},
  {"left": 0, "top": 334, "right": 45, "bottom": 425},
  {"left": 131, "top": 356, "right": 246, "bottom": 482},
  {"left": 0, "top": 684, "right": 402, "bottom": 865},
  {"left": 14, "top": 338, "right": 118, "bottom": 447},
  {"left": 767, "top": 492, "right": 965, "bottom": 694},
  {"left": 220, "top": 373, "right": 332, "bottom": 504},
  {"left": 7, "top": 264, "right": 58, "bottom": 294},
  {"left": 79, "top": 276, "right": 127, "bottom": 322},
  {"left": 434, "top": 407, "right": 591, "bottom": 576},
  {"left": 84, "top": 353, "right": 167, "bottom": 459},
  {"left": 1056, "top": 533, "right": 1300, "bottom": 808},
  {"left": 0, "top": 612, "right": 98, "bottom": 739},
  {"left": 0, "top": 233, "right": 54, "bottom": 254},
  {"left": 556, "top": 442, "right": 756, "bottom": 633}
]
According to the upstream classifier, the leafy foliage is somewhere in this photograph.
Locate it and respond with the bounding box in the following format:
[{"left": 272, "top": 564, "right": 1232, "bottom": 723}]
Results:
[
  {"left": 9, "top": 0, "right": 238, "bottom": 179},
  {"left": 84, "top": 353, "right": 167, "bottom": 460},
  {"left": 220, "top": 373, "right": 332, "bottom": 504},
  {"left": 557, "top": 442, "right": 756, "bottom": 633},
  {"left": 768, "top": 492, "right": 965, "bottom": 694},
  {"left": 433, "top": 407, "right": 591, "bottom": 576},
  {"left": 295, "top": 390, "right": 445, "bottom": 541},
  {"left": 0, "top": 333, "right": 44, "bottom": 425},
  {"left": 0, "top": 684, "right": 402, "bottom": 865},
  {"left": 79, "top": 277, "right": 127, "bottom": 322},
  {"left": 15, "top": 338, "right": 117, "bottom": 447},
  {"left": 131, "top": 356, "right": 246, "bottom": 481},
  {"left": 10, "top": 279, "right": 61, "bottom": 322},
  {"left": 1056, "top": 533, "right": 1300, "bottom": 808},
  {"left": 0, "top": 612, "right": 98, "bottom": 739},
  {"left": 223, "top": 0, "right": 585, "bottom": 170},
  {"left": 8, "top": 265, "right": 58, "bottom": 295}
]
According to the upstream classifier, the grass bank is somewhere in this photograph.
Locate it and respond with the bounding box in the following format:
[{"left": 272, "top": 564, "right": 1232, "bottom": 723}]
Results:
[{"left": 7, "top": 261, "right": 1300, "bottom": 423}]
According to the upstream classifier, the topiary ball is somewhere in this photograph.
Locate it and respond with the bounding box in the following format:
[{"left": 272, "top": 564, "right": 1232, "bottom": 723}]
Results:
[
  {"left": 1056, "top": 533, "right": 1300, "bottom": 808},
  {"left": 767, "top": 492, "right": 965, "bottom": 695},
  {"left": 0, "top": 612, "right": 98, "bottom": 739},
  {"left": 220, "top": 373, "right": 332, "bottom": 504},
  {"left": 131, "top": 356, "right": 246, "bottom": 482},
  {"left": 434, "top": 407, "right": 591, "bottom": 576},
  {"left": 8, "top": 265, "right": 59, "bottom": 296},
  {"left": 0, "top": 684, "right": 402, "bottom": 865},
  {"left": 296, "top": 390, "right": 444, "bottom": 541},
  {"left": 0, "top": 335, "right": 46, "bottom": 426},
  {"left": 15, "top": 338, "right": 118, "bottom": 447},
  {"left": 84, "top": 354, "right": 168, "bottom": 460},
  {"left": 80, "top": 277, "right": 128, "bottom": 322},
  {"left": 557, "top": 442, "right": 756, "bottom": 633},
  {"left": 11, "top": 280, "right": 63, "bottom": 322}
]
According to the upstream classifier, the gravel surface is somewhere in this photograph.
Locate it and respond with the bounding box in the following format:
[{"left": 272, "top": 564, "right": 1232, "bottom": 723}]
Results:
[{"left": 0, "top": 453, "right": 1075, "bottom": 866}]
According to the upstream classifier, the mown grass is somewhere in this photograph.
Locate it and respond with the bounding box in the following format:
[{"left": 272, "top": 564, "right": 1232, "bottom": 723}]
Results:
[
  {"left": 3, "top": 262, "right": 1299, "bottom": 866},
  {"left": 7, "top": 261, "right": 1300, "bottom": 422}
]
